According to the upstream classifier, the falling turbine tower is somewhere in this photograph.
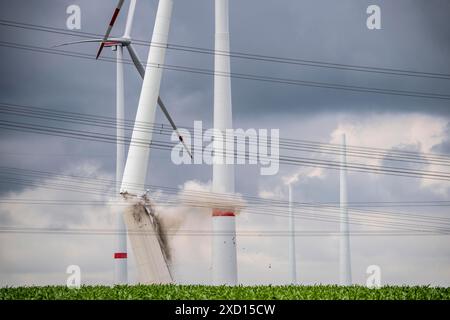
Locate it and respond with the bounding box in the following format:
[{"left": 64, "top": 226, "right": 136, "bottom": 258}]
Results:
[
  {"left": 119, "top": 0, "right": 174, "bottom": 284},
  {"left": 212, "top": 0, "right": 238, "bottom": 286}
]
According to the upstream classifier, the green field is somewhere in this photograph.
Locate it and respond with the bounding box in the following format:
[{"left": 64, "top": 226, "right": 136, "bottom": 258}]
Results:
[{"left": 1, "top": 285, "right": 449, "bottom": 300}]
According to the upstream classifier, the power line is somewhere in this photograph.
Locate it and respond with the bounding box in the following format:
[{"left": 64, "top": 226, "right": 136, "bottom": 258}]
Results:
[
  {"left": 1, "top": 118, "right": 449, "bottom": 180},
  {"left": 2, "top": 195, "right": 448, "bottom": 232},
  {"left": 0, "top": 226, "right": 447, "bottom": 237},
  {"left": 0, "top": 172, "right": 448, "bottom": 234},
  {"left": 1, "top": 19, "right": 450, "bottom": 80},
  {"left": 1, "top": 102, "right": 449, "bottom": 167},
  {"left": 1, "top": 165, "right": 448, "bottom": 211},
  {"left": 2, "top": 197, "right": 449, "bottom": 228},
  {"left": 0, "top": 118, "right": 448, "bottom": 181},
  {"left": 1, "top": 166, "right": 449, "bottom": 233},
  {"left": 0, "top": 21, "right": 448, "bottom": 234},
  {"left": 0, "top": 184, "right": 447, "bottom": 234},
  {"left": 1, "top": 198, "right": 448, "bottom": 209},
  {"left": 1, "top": 40, "right": 450, "bottom": 101}
]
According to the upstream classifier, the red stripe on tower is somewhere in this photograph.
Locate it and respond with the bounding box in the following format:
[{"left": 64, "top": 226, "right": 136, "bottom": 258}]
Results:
[
  {"left": 114, "top": 252, "right": 127, "bottom": 259},
  {"left": 212, "top": 209, "right": 235, "bottom": 217}
]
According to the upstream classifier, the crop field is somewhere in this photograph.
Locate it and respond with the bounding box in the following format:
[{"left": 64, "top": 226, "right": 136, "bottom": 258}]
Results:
[{"left": 1, "top": 285, "right": 449, "bottom": 300}]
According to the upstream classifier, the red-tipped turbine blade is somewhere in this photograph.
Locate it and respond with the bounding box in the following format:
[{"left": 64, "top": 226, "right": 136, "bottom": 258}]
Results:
[
  {"left": 95, "top": 43, "right": 106, "bottom": 60},
  {"left": 96, "top": 0, "right": 125, "bottom": 59}
]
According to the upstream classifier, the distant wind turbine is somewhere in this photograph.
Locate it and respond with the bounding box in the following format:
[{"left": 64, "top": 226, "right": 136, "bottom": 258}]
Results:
[
  {"left": 340, "top": 133, "right": 352, "bottom": 285},
  {"left": 288, "top": 183, "right": 297, "bottom": 285}
]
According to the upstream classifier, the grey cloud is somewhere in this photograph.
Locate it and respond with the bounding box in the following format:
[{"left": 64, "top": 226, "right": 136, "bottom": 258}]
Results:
[
  {"left": 432, "top": 122, "right": 450, "bottom": 154},
  {"left": 0, "top": 0, "right": 449, "bottom": 286}
]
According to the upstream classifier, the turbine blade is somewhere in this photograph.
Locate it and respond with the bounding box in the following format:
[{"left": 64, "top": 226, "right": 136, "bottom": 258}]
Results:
[
  {"left": 126, "top": 44, "right": 145, "bottom": 78},
  {"left": 53, "top": 39, "right": 104, "bottom": 48},
  {"left": 157, "top": 97, "right": 193, "bottom": 159},
  {"left": 125, "top": 46, "right": 192, "bottom": 158},
  {"left": 54, "top": 38, "right": 128, "bottom": 49},
  {"left": 123, "top": 0, "right": 137, "bottom": 39},
  {"left": 179, "top": 135, "right": 194, "bottom": 160},
  {"left": 96, "top": 0, "right": 125, "bottom": 59},
  {"left": 95, "top": 43, "right": 106, "bottom": 60}
]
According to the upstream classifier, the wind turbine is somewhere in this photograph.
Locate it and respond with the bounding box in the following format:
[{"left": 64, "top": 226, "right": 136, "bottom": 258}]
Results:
[
  {"left": 340, "top": 133, "right": 352, "bottom": 285},
  {"left": 57, "top": 0, "right": 189, "bottom": 284},
  {"left": 288, "top": 183, "right": 297, "bottom": 285},
  {"left": 211, "top": 0, "right": 238, "bottom": 286},
  {"left": 56, "top": 1, "right": 192, "bottom": 159}
]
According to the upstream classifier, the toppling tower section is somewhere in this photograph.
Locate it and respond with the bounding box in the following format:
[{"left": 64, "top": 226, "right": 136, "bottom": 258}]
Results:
[
  {"left": 119, "top": 0, "right": 174, "bottom": 283},
  {"left": 122, "top": 194, "right": 172, "bottom": 283}
]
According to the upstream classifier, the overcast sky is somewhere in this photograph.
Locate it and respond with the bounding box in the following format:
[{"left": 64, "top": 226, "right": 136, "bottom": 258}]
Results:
[{"left": 0, "top": 0, "right": 449, "bottom": 287}]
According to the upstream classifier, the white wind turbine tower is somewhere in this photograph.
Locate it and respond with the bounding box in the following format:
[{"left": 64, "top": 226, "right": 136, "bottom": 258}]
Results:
[
  {"left": 212, "top": 0, "right": 238, "bottom": 286},
  {"left": 112, "top": 5, "right": 128, "bottom": 285},
  {"left": 340, "top": 133, "right": 352, "bottom": 285},
  {"left": 58, "top": 0, "right": 190, "bottom": 284},
  {"left": 111, "top": 0, "right": 136, "bottom": 286},
  {"left": 60, "top": 0, "right": 136, "bottom": 284},
  {"left": 288, "top": 183, "right": 297, "bottom": 285}
]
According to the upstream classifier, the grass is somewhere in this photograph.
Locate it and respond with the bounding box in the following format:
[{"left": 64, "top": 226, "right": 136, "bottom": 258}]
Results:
[{"left": 1, "top": 284, "right": 449, "bottom": 300}]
